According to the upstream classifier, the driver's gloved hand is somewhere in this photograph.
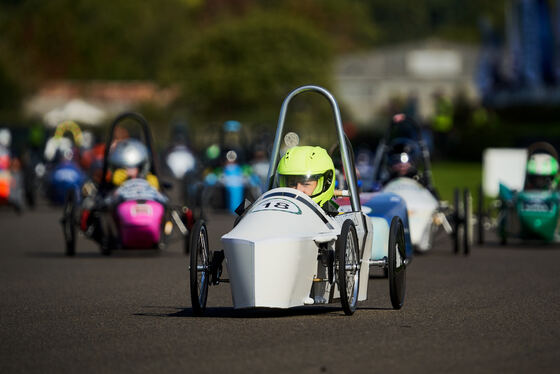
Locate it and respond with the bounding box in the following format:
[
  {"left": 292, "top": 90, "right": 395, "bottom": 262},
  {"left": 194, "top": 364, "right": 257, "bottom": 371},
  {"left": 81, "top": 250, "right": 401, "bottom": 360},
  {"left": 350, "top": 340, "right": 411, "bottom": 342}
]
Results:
[
  {"left": 146, "top": 173, "right": 159, "bottom": 189},
  {"left": 112, "top": 168, "right": 127, "bottom": 186}
]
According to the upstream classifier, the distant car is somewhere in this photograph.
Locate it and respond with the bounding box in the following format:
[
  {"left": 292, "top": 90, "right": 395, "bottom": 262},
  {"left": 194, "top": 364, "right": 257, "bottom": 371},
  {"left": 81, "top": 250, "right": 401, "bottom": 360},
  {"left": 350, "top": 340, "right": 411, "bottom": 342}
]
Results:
[
  {"left": 479, "top": 141, "right": 560, "bottom": 245},
  {"left": 60, "top": 112, "right": 193, "bottom": 256},
  {"left": 370, "top": 114, "right": 472, "bottom": 255},
  {"left": 197, "top": 121, "right": 263, "bottom": 216},
  {"left": 0, "top": 138, "right": 24, "bottom": 213},
  {"left": 0, "top": 128, "right": 24, "bottom": 213},
  {"left": 188, "top": 85, "right": 408, "bottom": 316},
  {"left": 30, "top": 121, "right": 87, "bottom": 205},
  {"left": 336, "top": 191, "right": 413, "bottom": 274}
]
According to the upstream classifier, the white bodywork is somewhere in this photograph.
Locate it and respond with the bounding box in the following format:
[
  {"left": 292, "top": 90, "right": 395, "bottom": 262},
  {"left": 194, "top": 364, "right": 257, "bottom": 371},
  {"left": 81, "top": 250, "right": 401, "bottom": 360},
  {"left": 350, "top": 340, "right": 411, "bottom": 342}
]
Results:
[
  {"left": 339, "top": 202, "right": 390, "bottom": 261},
  {"left": 482, "top": 148, "right": 527, "bottom": 197},
  {"left": 384, "top": 178, "right": 438, "bottom": 252},
  {"left": 166, "top": 145, "right": 195, "bottom": 179},
  {"left": 221, "top": 188, "right": 372, "bottom": 309},
  {"left": 369, "top": 216, "right": 390, "bottom": 260}
]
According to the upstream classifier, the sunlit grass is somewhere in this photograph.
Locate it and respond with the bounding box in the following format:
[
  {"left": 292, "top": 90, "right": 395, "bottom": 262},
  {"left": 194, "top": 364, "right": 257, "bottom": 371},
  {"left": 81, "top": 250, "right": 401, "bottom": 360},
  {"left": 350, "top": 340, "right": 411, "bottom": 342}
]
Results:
[{"left": 431, "top": 162, "right": 482, "bottom": 203}]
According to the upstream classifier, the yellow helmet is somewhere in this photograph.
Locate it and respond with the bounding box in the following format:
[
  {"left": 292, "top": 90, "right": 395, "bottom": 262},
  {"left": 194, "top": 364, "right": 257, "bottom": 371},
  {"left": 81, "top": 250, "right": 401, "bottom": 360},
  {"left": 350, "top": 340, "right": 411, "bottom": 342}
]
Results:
[{"left": 277, "top": 146, "right": 335, "bottom": 206}]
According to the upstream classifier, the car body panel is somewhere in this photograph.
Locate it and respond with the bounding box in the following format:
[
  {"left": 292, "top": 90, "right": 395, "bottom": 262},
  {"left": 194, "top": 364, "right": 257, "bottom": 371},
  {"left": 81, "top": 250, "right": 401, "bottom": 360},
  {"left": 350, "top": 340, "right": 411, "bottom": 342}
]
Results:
[{"left": 222, "top": 188, "right": 372, "bottom": 309}]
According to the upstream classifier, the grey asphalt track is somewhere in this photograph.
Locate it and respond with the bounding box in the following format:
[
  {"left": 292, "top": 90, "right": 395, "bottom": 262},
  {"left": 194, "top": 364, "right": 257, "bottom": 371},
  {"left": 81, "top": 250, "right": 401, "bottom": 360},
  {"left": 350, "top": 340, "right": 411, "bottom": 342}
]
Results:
[{"left": 1, "top": 205, "right": 559, "bottom": 373}]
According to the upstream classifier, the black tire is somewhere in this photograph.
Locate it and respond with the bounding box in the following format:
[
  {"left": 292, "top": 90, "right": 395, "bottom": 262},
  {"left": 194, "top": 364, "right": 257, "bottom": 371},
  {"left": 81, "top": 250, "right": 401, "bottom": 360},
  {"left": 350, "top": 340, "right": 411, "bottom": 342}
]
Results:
[
  {"left": 190, "top": 220, "right": 210, "bottom": 316},
  {"left": 477, "top": 184, "right": 485, "bottom": 245},
  {"left": 199, "top": 185, "right": 220, "bottom": 220},
  {"left": 463, "top": 188, "right": 472, "bottom": 255},
  {"left": 184, "top": 177, "right": 205, "bottom": 222},
  {"left": 388, "top": 216, "right": 406, "bottom": 309},
  {"left": 158, "top": 209, "right": 172, "bottom": 251},
  {"left": 204, "top": 185, "right": 225, "bottom": 211},
  {"left": 184, "top": 229, "right": 190, "bottom": 255},
  {"left": 453, "top": 188, "right": 460, "bottom": 254},
  {"left": 500, "top": 234, "right": 507, "bottom": 246},
  {"left": 498, "top": 206, "right": 508, "bottom": 246},
  {"left": 336, "top": 220, "right": 360, "bottom": 316},
  {"left": 62, "top": 189, "right": 77, "bottom": 256},
  {"left": 100, "top": 235, "right": 112, "bottom": 256},
  {"left": 182, "top": 207, "right": 194, "bottom": 255},
  {"left": 98, "top": 221, "right": 112, "bottom": 256},
  {"left": 24, "top": 169, "right": 36, "bottom": 209}
]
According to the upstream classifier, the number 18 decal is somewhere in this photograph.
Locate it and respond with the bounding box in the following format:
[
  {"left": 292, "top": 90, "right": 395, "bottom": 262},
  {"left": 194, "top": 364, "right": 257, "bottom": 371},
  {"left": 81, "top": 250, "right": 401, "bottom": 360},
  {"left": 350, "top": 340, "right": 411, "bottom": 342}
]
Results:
[{"left": 251, "top": 198, "right": 302, "bottom": 215}]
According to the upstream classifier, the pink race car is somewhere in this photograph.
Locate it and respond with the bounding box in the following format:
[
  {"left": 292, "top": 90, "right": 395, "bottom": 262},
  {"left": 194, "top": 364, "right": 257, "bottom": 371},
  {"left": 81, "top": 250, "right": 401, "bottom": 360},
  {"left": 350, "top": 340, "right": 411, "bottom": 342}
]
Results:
[{"left": 61, "top": 112, "right": 193, "bottom": 256}]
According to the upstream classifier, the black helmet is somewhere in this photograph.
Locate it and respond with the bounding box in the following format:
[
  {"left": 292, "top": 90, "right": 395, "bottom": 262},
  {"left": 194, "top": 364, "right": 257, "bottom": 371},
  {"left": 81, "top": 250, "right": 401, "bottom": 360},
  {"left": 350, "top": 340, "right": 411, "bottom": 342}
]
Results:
[{"left": 386, "top": 138, "right": 420, "bottom": 178}]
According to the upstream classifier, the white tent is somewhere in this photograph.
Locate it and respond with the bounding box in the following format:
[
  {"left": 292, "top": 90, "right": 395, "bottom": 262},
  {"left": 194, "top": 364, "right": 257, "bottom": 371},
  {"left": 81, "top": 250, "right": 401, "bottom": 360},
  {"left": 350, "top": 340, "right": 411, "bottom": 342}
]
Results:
[{"left": 44, "top": 99, "right": 107, "bottom": 128}]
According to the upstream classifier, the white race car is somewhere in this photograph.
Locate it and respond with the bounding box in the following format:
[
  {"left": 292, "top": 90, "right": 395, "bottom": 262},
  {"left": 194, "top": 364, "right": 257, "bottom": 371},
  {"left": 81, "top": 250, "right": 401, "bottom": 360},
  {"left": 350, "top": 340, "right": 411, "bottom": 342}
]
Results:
[
  {"left": 383, "top": 177, "right": 440, "bottom": 252},
  {"left": 371, "top": 114, "right": 472, "bottom": 254},
  {"left": 188, "top": 85, "right": 408, "bottom": 316}
]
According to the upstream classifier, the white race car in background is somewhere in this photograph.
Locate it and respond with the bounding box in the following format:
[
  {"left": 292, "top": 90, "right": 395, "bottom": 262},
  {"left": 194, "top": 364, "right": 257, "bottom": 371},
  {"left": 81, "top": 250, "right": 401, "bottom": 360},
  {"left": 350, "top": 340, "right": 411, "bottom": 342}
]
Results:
[
  {"left": 188, "top": 85, "right": 408, "bottom": 316},
  {"left": 371, "top": 114, "right": 472, "bottom": 255},
  {"left": 383, "top": 177, "right": 440, "bottom": 252}
]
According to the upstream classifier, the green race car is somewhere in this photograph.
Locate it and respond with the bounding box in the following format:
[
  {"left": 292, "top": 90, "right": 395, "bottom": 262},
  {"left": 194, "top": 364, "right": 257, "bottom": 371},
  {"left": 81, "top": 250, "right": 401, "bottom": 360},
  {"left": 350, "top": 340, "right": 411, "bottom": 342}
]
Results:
[{"left": 480, "top": 142, "right": 560, "bottom": 244}]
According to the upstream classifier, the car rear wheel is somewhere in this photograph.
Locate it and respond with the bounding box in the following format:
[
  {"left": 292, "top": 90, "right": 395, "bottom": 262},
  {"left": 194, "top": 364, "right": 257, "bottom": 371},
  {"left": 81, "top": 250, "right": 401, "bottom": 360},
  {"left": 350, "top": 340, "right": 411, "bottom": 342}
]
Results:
[
  {"left": 190, "top": 220, "right": 210, "bottom": 316},
  {"left": 388, "top": 216, "right": 406, "bottom": 310},
  {"left": 336, "top": 220, "right": 360, "bottom": 316},
  {"left": 453, "top": 188, "right": 461, "bottom": 254},
  {"left": 62, "top": 189, "right": 77, "bottom": 256},
  {"left": 477, "top": 184, "right": 485, "bottom": 245},
  {"left": 463, "top": 189, "right": 472, "bottom": 255}
]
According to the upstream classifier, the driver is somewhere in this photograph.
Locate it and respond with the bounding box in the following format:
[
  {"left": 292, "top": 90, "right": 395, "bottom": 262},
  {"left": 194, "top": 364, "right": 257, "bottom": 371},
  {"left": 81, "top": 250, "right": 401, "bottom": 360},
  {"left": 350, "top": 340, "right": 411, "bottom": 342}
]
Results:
[
  {"left": 107, "top": 139, "right": 159, "bottom": 189},
  {"left": 276, "top": 146, "right": 338, "bottom": 214},
  {"left": 383, "top": 137, "right": 440, "bottom": 198},
  {"left": 386, "top": 140, "right": 419, "bottom": 180},
  {"left": 525, "top": 153, "right": 559, "bottom": 190},
  {"left": 80, "top": 139, "right": 160, "bottom": 243}
]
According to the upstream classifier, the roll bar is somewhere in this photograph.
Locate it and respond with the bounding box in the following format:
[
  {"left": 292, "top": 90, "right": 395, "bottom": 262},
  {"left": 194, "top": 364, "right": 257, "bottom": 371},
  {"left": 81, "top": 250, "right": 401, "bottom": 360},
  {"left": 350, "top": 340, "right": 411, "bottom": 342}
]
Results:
[
  {"left": 527, "top": 141, "right": 559, "bottom": 160},
  {"left": 54, "top": 120, "right": 83, "bottom": 147},
  {"left": 266, "top": 85, "right": 361, "bottom": 212},
  {"left": 100, "top": 112, "right": 160, "bottom": 191},
  {"left": 371, "top": 114, "right": 434, "bottom": 190}
]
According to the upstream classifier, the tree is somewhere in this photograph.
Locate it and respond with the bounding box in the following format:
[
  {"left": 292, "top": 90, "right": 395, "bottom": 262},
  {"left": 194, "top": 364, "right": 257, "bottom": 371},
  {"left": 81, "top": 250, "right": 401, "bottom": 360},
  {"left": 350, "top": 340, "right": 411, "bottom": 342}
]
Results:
[
  {"left": 0, "top": 58, "right": 22, "bottom": 117},
  {"left": 0, "top": 0, "right": 195, "bottom": 80},
  {"left": 160, "top": 11, "right": 334, "bottom": 123},
  {"left": 365, "top": 0, "right": 506, "bottom": 44}
]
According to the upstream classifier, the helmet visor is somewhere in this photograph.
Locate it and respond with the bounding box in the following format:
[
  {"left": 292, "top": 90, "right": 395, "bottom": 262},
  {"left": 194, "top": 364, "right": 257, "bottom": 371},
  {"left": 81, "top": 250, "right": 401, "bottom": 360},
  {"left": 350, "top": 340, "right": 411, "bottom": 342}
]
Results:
[
  {"left": 278, "top": 173, "right": 322, "bottom": 189},
  {"left": 527, "top": 175, "right": 552, "bottom": 190}
]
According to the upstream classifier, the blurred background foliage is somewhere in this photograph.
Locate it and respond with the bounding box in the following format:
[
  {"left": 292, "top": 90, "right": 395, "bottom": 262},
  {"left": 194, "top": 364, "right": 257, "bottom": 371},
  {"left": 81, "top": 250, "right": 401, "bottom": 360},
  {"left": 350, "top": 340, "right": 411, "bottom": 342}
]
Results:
[
  {"left": 3, "top": 0, "right": 531, "bottom": 162},
  {"left": 0, "top": 0, "right": 505, "bottom": 120},
  {"left": 159, "top": 10, "right": 334, "bottom": 124},
  {"left": 367, "top": 0, "right": 506, "bottom": 43}
]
